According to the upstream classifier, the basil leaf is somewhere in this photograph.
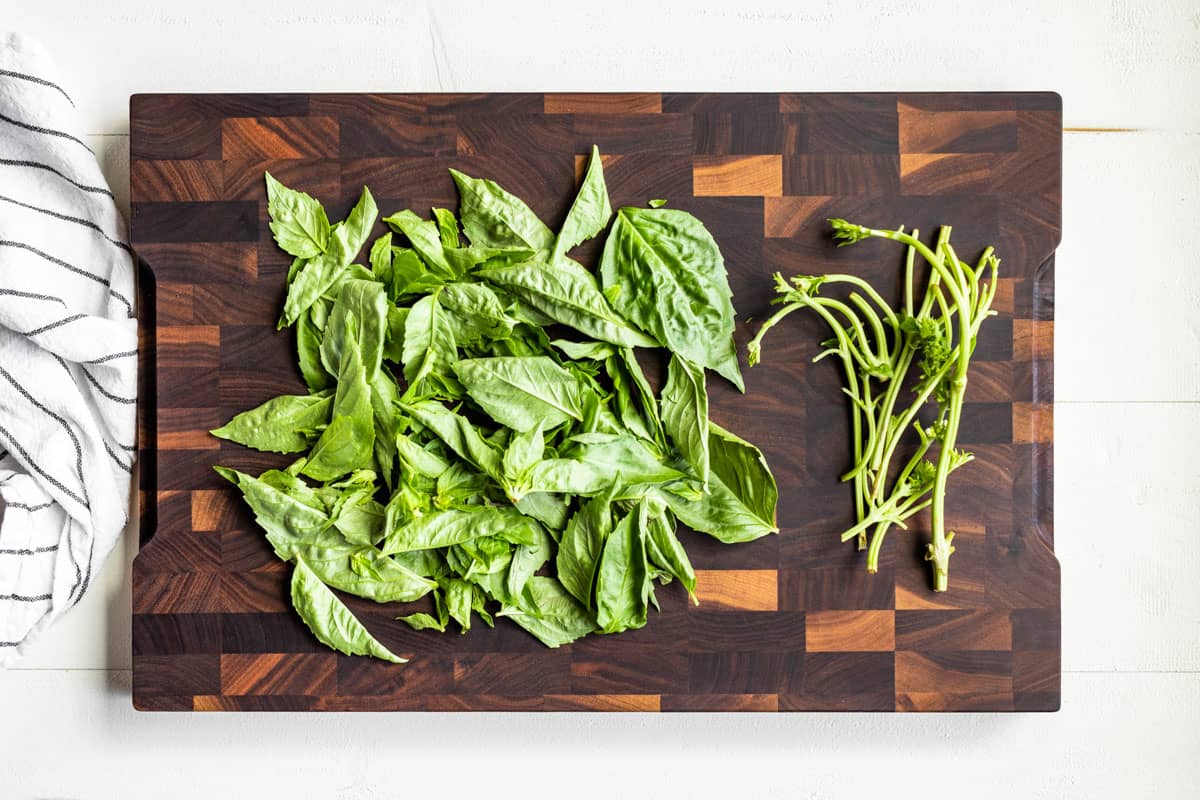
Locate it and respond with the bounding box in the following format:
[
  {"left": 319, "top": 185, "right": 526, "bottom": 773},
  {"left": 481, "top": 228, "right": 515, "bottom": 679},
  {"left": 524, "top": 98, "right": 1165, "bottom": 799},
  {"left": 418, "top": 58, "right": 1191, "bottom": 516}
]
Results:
[
  {"left": 335, "top": 186, "right": 379, "bottom": 262},
  {"left": 303, "top": 323, "right": 375, "bottom": 481},
  {"left": 551, "top": 339, "right": 616, "bottom": 361},
  {"left": 594, "top": 506, "right": 649, "bottom": 634},
  {"left": 439, "top": 282, "right": 514, "bottom": 345},
  {"left": 600, "top": 206, "right": 744, "bottom": 390},
  {"left": 641, "top": 502, "right": 696, "bottom": 599},
  {"left": 557, "top": 495, "right": 611, "bottom": 607},
  {"left": 502, "top": 422, "right": 545, "bottom": 483},
  {"left": 397, "top": 611, "right": 446, "bottom": 633},
  {"left": 265, "top": 172, "right": 330, "bottom": 258},
  {"left": 326, "top": 487, "right": 385, "bottom": 546},
  {"left": 604, "top": 351, "right": 657, "bottom": 446},
  {"left": 506, "top": 523, "right": 553, "bottom": 603},
  {"left": 553, "top": 144, "right": 612, "bottom": 260},
  {"left": 449, "top": 168, "right": 555, "bottom": 255},
  {"left": 444, "top": 245, "right": 535, "bottom": 275},
  {"left": 320, "top": 279, "right": 387, "bottom": 382},
  {"left": 478, "top": 259, "right": 656, "bottom": 348},
  {"left": 281, "top": 237, "right": 348, "bottom": 328},
  {"left": 433, "top": 207, "right": 461, "bottom": 248},
  {"left": 214, "top": 466, "right": 341, "bottom": 559},
  {"left": 369, "top": 231, "right": 393, "bottom": 282},
  {"left": 657, "top": 421, "right": 779, "bottom": 543},
  {"left": 660, "top": 354, "right": 709, "bottom": 486},
  {"left": 498, "top": 576, "right": 596, "bottom": 648},
  {"left": 394, "top": 432, "right": 452, "bottom": 478},
  {"left": 526, "top": 434, "right": 682, "bottom": 496},
  {"left": 391, "top": 248, "right": 443, "bottom": 299},
  {"left": 296, "top": 543, "right": 434, "bottom": 603},
  {"left": 279, "top": 187, "right": 377, "bottom": 328},
  {"left": 443, "top": 577, "right": 474, "bottom": 632},
  {"left": 401, "top": 291, "right": 460, "bottom": 400},
  {"left": 290, "top": 556, "right": 405, "bottom": 663},
  {"left": 708, "top": 421, "right": 778, "bottom": 528},
  {"left": 453, "top": 355, "right": 593, "bottom": 433},
  {"left": 211, "top": 393, "right": 332, "bottom": 454},
  {"left": 514, "top": 491, "right": 569, "bottom": 531},
  {"left": 402, "top": 400, "right": 503, "bottom": 480},
  {"left": 381, "top": 506, "right": 535, "bottom": 555},
  {"left": 383, "top": 305, "right": 408, "bottom": 363},
  {"left": 384, "top": 209, "right": 455, "bottom": 277},
  {"left": 369, "top": 369, "right": 401, "bottom": 488}
]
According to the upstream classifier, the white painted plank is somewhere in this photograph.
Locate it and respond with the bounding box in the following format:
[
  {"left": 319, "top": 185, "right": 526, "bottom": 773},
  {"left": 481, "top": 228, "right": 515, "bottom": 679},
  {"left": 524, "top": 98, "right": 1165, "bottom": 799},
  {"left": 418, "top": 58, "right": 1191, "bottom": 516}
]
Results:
[
  {"left": 1057, "top": 402, "right": 1200, "bottom": 671},
  {"left": 1057, "top": 131, "right": 1200, "bottom": 402},
  {"left": 0, "top": 670, "right": 1195, "bottom": 798},
  {"left": 6, "top": 0, "right": 1200, "bottom": 136}
]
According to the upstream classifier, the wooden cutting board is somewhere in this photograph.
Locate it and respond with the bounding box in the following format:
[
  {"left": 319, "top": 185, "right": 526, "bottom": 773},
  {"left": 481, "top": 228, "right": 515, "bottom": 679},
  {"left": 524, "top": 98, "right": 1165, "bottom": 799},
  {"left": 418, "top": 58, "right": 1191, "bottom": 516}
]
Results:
[{"left": 129, "top": 92, "right": 1060, "bottom": 712}]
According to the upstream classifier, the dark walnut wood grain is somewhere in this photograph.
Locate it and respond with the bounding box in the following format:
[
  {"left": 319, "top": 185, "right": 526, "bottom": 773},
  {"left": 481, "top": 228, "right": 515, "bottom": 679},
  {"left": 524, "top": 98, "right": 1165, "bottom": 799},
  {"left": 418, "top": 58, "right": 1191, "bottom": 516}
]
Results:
[{"left": 131, "top": 92, "right": 1060, "bottom": 712}]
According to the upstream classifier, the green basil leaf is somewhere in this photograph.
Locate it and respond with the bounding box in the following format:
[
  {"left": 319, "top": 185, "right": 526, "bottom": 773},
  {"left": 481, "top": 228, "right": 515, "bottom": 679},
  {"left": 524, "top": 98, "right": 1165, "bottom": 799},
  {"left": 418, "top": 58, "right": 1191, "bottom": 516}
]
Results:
[
  {"left": 296, "top": 543, "right": 434, "bottom": 603},
  {"left": 657, "top": 421, "right": 779, "bottom": 543},
  {"left": 604, "top": 350, "right": 657, "bottom": 446},
  {"left": 369, "top": 369, "right": 401, "bottom": 488},
  {"left": 397, "top": 611, "right": 446, "bottom": 632},
  {"left": 514, "top": 491, "right": 569, "bottom": 531},
  {"left": 290, "top": 556, "right": 405, "bottom": 662},
  {"left": 394, "top": 432, "right": 452, "bottom": 478},
  {"left": 384, "top": 209, "right": 456, "bottom": 278},
  {"left": 280, "top": 237, "right": 348, "bottom": 328},
  {"left": 320, "top": 279, "right": 387, "bottom": 382},
  {"left": 391, "top": 247, "right": 444, "bottom": 299},
  {"left": 557, "top": 496, "right": 611, "bottom": 607},
  {"left": 211, "top": 393, "right": 332, "bottom": 454},
  {"left": 498, "top": 576, "right": 597, "bottom": 648},
  {"left": 648, "top": 198, "right": 667, "bottom": 208},
  {"left": 553, "top": 145, "right": 612, "bottom": 260},
  {"left": 439, "top": 282, "right": 514, "bottom": 345},
  {"left": 478, "top": 260, "right": 656, "bottom": 348},
  {"left": 369, "top": 231, "right": 393, "bottom": 282},
  {"left": 402, "top": 400, "right": 503, "bottom": 480},
  {"left": 708, "top": 421, "right": 777, "bottom": 528},
  {"left": 215, "top": 466, "right": 342, "bottom": 560},
  {"left": 453, "top": 355, "right": 593, "bottom": 433},
  {"left": 660, "top": 354, "right": 709, "bottom": 486},
  {"left": 303, "top": 324, "right": 375, "bottom": 481},
  {"left": 335, "top": 186, "right": 379, "bottom": 262},
  {"left": 326, "top": 486, "right": 385, "bottom": 546},
  {"left": 295, "top": 306, "right": 332, "bottom": 393},
  {"left": 443, "top": 577, "right": 474, "bottom": 632},
  {"left": 390, "top": 546, "right": 447, "bottom": 580},
  {"left": 502, "top": 422, "right": 544, "bottom": 483},
  {"left": 506, "top": 523, "right": 552, "bottom": 602},
  {"left": 594, "top": 506, "right": 648, "bottom": 634},
  {"left": 265, "top": 172, "right": 330, "bottom": 258},
  {"left": 433, "top": 207, "right": 461, "bottom": 248},
  {"left": 449, "top": 168, "right": 555, "bottom": 255},
  {"left": 641, "top": 502, "right": 696, "bottom": 599},
  {"left": 279, "top": 187, "right": 377, "bottom": 328},
  {"left": 401, "top": 291, "right": 460, "bottom": 401},
  {"left": 551, "top": 339, "right": 616, "bottom": 361},
  {"left": 383, "top": 305, "right": 408, "bottom": 363},
  {"left": 600, "top": 206, "right": 744, "bottom": 390},
  {"left": 381, "top": 506, "right": 534, "bottom": 555}
]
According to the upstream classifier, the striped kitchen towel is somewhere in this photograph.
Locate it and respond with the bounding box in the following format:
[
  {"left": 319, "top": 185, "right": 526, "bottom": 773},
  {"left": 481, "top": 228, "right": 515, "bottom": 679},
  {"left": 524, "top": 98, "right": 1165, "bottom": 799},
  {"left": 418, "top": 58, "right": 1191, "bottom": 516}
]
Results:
[{"left": 0, "top": 33, "right": 137, "bottom": 663}]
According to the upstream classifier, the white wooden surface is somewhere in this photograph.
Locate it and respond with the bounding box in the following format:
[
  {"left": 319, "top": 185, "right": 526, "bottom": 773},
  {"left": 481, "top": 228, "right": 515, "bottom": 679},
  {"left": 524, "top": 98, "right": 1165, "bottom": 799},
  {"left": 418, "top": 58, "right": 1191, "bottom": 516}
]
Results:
[{"left": 4, "top": 1, "right": 1199, "bottom": 797}]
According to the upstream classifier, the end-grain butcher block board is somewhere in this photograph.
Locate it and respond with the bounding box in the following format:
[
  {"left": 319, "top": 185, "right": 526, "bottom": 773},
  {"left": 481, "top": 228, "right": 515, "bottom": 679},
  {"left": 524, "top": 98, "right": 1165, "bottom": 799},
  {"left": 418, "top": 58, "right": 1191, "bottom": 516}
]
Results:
[{"left": 130, "top": 92, "right": 1060, "bottom": 712}]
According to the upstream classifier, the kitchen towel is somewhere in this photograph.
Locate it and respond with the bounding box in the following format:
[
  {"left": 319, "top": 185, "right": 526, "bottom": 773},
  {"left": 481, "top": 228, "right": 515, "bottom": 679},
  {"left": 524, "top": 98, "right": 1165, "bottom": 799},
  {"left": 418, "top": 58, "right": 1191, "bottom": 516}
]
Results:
[{"left": 0, "top": 33, "right": 137, "bottom": 663}]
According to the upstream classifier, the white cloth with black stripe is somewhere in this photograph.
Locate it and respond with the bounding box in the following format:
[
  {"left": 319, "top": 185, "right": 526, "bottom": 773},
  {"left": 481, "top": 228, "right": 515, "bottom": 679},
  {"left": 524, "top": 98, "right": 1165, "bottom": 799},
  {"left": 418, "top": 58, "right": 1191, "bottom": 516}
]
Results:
[{"left": 0, "top": 33, "right": 136, "bottom": 662}]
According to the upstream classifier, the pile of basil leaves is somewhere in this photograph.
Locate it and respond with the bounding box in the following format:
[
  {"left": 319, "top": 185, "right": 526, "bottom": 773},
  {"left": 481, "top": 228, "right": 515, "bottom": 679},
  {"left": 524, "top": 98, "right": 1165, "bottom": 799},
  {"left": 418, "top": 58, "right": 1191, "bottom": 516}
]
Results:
[{"left": 213, "top": 147, "right": 778, "bottom": 662}]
